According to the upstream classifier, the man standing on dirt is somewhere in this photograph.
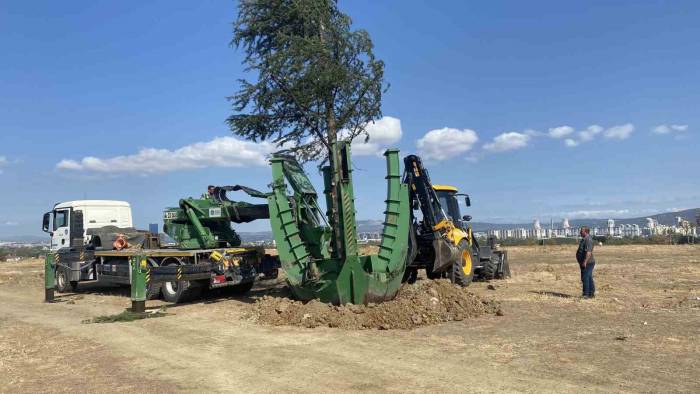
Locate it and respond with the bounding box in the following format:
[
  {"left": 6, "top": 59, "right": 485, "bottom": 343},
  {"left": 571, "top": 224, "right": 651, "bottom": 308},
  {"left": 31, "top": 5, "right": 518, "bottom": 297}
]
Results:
[{"left": 576, "top": 226, "right": 596, "bottom": 299}]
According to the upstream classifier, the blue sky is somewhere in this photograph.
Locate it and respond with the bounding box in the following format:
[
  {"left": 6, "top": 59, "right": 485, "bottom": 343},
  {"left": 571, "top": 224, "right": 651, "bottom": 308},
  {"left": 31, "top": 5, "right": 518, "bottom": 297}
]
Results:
[{"left": 1, "top": 0, "right": 698, "bottom": 237}]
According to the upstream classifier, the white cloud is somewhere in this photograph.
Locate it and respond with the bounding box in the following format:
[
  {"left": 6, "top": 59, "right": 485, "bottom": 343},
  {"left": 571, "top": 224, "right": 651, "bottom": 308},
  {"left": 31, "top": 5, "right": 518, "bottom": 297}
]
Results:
[
  {"left": 603, "top": 123, "right": 634, "bottom": 140},
  {"left": 577, "top": 125, "right": 604, "bottom": 142},
  {"left": 483, "top": 132, "right": 530, "bottom": 152},
  {"left": 564, "top": 138, "right": 579, "bottom": 148},
  {"left": 416, "top": 127, "right": 479, "bottom": 161},
  {"left": 523, "top": 129, "right": 542, "bottom": 137},
  {"left": 57, "top": 136, "right": 279, "bottom": 174},
  {"left": 548, "top": 126, "right": 574, "bottom": 139},
  {"left": 652, "top": 124, "right": 688, "bottom": 134},
  {"left": 0, "top": 156, "right": 7, "bottom": 174},
  {"left": 557, "top": 123, "right": 633, "bottom": 147},
  {"left": 350, "top": 116, "right": 402, "bottom": 156},
  {"left": 2, "top": 221, "right": 18, "bottom": 226}
]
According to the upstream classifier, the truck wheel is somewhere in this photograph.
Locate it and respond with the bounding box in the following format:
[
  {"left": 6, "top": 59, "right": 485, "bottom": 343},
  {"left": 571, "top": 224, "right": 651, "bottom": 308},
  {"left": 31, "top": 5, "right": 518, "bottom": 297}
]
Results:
[
  {"left": 229, "top": 280, "right": 254, "bottom": 295},
  {"left": 146, "top": 282, "right": 161, "bottom": 300},
  {"left": 480, "top": 258, "right": 498, "bottom": 281},
  {"left": 450, "top": 240, "right": 474, "bottom": 287},
  {"left": 145, "top": 259, "right": 161, "bottom": 300},
  {"left": 161, "top": 278, "right": 185, "bottom": 303},
  {"left": 161, "top": 257, "right": 188, "bottom": 303},
  {"left": 56, "top": 267, "right": 70, "bottom": 293}
]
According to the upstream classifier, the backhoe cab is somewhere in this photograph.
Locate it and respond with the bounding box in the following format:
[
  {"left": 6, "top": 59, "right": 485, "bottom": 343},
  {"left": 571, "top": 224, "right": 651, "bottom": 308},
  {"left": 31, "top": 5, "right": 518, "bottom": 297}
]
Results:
[
  {"left": 432, "top": 185, "right": 511, "bottom": 281},
  {"left": 433, "top": 184, "right": 471, "bottom": 226}
]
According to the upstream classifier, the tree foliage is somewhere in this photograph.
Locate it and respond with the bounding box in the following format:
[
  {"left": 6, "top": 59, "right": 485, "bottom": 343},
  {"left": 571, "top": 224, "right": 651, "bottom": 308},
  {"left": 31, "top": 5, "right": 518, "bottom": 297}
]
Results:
[{"left": 228, "top": 0, "right": 386, "bottom": 162}]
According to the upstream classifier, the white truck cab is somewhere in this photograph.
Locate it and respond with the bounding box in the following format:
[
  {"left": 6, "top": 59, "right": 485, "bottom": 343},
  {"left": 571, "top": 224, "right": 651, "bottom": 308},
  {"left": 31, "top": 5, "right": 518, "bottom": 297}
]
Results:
[{"left": 42, "top": 200, "right": 133, "bottom": 251}]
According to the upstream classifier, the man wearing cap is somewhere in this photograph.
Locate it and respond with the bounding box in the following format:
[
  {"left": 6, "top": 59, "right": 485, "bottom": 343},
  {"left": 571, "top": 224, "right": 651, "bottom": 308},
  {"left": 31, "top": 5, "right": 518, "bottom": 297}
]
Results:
[{"left": 576, "top": 226, "right": 596, "bottom": 299}]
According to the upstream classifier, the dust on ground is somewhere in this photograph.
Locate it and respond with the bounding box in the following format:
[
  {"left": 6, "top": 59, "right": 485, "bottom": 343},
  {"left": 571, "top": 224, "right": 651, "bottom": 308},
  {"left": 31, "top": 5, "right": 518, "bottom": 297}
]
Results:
[
  {"left": 248, "top": 279, "right": 500, "bottom": 329},
  {"left": 1, "top": 244, "right": 699, "bottom": 393}
]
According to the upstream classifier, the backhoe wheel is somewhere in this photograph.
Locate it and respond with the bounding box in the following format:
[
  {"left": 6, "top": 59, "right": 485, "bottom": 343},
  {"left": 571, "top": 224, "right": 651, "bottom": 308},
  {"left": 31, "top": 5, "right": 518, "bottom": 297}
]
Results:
[
  {"left": 451, "top": 240, "right": 474, "bottom": 287},
  {"left": 480, "top": 258, "right": 498, "bottom": 281}
]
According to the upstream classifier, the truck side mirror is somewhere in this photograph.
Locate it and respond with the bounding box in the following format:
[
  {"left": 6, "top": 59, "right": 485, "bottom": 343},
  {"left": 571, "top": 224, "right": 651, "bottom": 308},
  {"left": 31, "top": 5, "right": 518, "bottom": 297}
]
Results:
[
  {"left": 462, "top": 215, "right": 472, "bottom": 222},
  {"left": 464, "top": 196, "right": 471, "bottom": 207},
  {"left": 42, "top": 212, "right": 50, "bottom": 233}
]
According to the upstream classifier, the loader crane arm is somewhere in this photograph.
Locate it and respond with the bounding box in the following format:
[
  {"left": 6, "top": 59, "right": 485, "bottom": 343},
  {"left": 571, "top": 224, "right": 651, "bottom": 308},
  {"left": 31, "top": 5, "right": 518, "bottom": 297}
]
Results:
[{"left": 163, "top": 186, "right": 270, "bottom": 250}]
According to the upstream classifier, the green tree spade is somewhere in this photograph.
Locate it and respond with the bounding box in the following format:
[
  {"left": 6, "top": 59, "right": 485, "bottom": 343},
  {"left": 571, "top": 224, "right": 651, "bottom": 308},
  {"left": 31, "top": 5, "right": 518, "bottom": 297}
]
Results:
[{"left": 228, "top": 0, "right": 387, "bottom": 162}]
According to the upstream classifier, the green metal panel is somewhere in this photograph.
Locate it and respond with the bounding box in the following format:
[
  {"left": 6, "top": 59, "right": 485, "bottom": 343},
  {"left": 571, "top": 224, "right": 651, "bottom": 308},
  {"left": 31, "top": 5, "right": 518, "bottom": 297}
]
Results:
[
  {"left": 44, "top": 253, "right": 55, "bottom": 302},
  {"left": 44, "top": 253, "right": 55, "bottom": 290},
  {"left": 267, "top": 144, "right": 410, "bottom": 304},
  {"left": 130, "top": 255, "right": 147, "bottom": 302}
]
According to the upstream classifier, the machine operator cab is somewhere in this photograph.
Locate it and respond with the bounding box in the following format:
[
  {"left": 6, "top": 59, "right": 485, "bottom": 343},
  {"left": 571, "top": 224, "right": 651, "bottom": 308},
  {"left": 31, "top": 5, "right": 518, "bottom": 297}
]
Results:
[{"left": 432, "top": 185, "right": 472, "bottom": 232}]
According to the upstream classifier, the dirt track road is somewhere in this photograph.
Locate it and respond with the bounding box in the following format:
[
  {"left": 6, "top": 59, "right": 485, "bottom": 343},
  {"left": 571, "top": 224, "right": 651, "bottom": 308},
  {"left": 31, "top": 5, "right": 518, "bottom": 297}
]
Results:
[{"left": 1, "top": 245, "right": 698, "bottom": 393}]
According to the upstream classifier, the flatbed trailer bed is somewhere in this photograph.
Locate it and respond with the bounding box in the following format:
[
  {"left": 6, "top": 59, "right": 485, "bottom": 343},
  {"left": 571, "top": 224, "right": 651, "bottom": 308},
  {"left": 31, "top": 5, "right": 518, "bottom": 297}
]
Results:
[{"left": 51, "top": 245, "right": 279, "bottom": 303}]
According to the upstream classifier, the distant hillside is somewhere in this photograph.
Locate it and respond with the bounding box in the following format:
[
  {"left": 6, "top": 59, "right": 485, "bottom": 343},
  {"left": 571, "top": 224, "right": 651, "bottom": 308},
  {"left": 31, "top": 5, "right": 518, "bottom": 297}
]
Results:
[{"left": 0, "top": 235, "right": 47, "bottom": 243}]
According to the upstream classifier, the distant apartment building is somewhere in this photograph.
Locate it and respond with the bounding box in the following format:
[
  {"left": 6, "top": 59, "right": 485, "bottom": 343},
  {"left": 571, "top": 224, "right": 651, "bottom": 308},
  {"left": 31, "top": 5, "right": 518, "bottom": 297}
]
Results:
[{"left": 486, "top": 215, "right": 696, "bottom": 240}]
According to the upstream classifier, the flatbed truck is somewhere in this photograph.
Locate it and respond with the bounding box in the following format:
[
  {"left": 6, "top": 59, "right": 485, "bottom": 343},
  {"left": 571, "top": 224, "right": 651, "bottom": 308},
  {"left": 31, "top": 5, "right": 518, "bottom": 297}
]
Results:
[{"left": 42, "top": 200, "right": 278, "bottom": 303}]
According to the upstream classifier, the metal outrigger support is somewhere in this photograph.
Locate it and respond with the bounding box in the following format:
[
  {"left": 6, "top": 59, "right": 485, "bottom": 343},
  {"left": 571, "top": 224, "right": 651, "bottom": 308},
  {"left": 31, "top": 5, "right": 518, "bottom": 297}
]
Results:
[
  {"left": 130, "top": 255, "right": 147, "bottom": 313},
  {"left": 44, "top": 253, "right": 55, "bottom": 302}
]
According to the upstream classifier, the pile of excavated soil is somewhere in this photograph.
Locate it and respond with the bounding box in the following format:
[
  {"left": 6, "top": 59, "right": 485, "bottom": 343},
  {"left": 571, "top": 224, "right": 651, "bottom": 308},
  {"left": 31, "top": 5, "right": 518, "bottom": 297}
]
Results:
[{"left": 247, "top": 279, "right": 501, "bottom": 330}]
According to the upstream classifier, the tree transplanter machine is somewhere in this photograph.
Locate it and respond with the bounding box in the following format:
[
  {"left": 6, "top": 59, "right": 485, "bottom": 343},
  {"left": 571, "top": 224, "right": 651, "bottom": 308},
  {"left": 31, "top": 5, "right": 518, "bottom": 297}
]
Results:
[
  {"left": 267, "top": 141, "right": 410, "bottom": 304},
  {"left": 266, "top": 142, "right": 509, "bottom": 305}
]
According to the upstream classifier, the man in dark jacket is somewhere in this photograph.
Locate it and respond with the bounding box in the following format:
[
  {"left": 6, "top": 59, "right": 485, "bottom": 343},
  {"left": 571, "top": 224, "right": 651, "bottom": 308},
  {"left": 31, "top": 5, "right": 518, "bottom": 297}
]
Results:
[{"left": 576, "top": 226, "right": 596, "bottom": 299}]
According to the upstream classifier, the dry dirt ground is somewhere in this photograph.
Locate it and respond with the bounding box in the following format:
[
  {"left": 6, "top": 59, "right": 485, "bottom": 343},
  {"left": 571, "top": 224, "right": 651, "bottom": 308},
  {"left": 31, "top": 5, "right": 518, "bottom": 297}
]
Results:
[{"left": 1, "top": 244, "right": 698, "bottom": 393}]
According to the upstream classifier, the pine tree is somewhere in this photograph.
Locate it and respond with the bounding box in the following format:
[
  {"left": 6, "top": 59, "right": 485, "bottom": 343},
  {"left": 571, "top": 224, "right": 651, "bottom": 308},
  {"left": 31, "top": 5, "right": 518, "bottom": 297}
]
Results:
[{"left": 228, "top": 0, "right": 386, "bottom": 162}]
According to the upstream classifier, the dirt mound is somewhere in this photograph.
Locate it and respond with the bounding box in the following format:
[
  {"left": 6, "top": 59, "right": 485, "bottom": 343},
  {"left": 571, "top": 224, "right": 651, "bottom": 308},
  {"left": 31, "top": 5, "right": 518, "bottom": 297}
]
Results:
[{"left": 247, "top": 279, "right": 501, "bottom": 330}]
